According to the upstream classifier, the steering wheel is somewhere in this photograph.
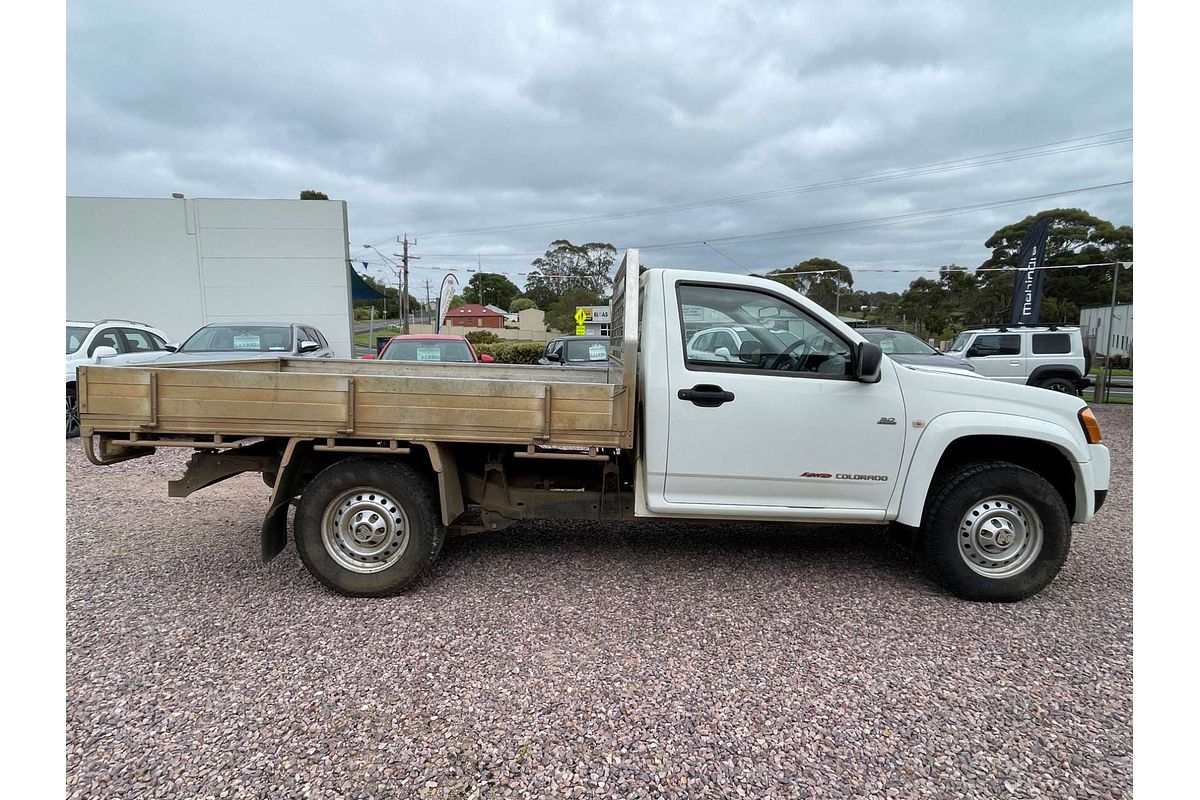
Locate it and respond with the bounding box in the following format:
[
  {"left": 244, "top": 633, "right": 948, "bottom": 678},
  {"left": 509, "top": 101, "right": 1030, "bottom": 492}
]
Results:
[{"left": 766, "top": 337, "right": 810, "bottom": 371}]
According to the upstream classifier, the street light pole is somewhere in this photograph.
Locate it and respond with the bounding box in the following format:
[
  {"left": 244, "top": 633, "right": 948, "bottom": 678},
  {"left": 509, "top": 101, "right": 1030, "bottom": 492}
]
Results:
[{"left": 365, "top": 245, "right": 399, "bottom": 323}]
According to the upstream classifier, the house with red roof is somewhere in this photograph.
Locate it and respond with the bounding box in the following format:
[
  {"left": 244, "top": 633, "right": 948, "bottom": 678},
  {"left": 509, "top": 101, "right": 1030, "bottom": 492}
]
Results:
[{"left": 443, "top": 303, "right": 507, "bottom": 329}]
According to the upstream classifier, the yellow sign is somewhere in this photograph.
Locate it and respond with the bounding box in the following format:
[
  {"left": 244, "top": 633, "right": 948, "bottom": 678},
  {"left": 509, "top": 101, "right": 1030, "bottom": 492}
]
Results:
[
  {"left": 574, "top": 307, "right": 590, "bottom": 324},
  {"left": 575, "top": 323, "right": 586, "bottom": 335}
]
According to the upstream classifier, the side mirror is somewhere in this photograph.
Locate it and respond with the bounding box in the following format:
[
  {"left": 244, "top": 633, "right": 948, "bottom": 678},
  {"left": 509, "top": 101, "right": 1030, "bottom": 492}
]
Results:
[
  {"left": 479, "top": 353, "right": 495, "bottom": 363},
  {"left": 856, "top": 341, "right": 883, "bottom": 383},
  {"left": 92, "top": 346, "right": 118, "bottom": 362},
  {"left": 738, "top": 341, "right": 762, "bottom": 363},
  {"left": 545, "top": 350, "right": 561, "bottom": 362},
  {"left": 164, "top": 343, "right": 179, "bottom": 352},
  {"left": 713, "top": 346, "right": 732, "bottom": 360},
  {"left": 298, "top": 340, "right": 321, "bottom": 354}
]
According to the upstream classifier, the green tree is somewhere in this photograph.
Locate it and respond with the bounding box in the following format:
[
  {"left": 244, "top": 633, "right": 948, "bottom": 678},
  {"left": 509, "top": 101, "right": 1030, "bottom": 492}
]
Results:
[
  {"left": 524, "top": 240, "right": 616, "bottom": 309},
  {"left": 300, "top": 189, "right": 329, "bottom": 200},
  {"left": 546, "top": 288, "right": 603, "bottom": 333},
  {"left": 763, "top": 257, "right": 854, "bottom": 312},
  {"left": 464, "top": 273, "right": 520, "bottom": 310},
  {"left": 509, "top": 297, "right": 537, "bottom": 313},
  {"left": 448, "top": 294, "right": 468, "bottom": 310},
  {"left": 978, "top": 208, "right": 1133, "bottom": 323}
]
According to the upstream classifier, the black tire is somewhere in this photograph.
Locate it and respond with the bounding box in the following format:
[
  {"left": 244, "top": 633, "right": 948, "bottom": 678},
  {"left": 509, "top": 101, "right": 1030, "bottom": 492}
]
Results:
[
  {"left": 66, "top": 386, "right": 80, "bottom": 439},
  {"left": 922, "top": 461, "right": 1071, "bottom": 602},
  {"left": 1038, "top": 376, "right": 1079, "bottom": 395},
  {"left": 294, "top": 457, "right": 445, "bottom": 597}
]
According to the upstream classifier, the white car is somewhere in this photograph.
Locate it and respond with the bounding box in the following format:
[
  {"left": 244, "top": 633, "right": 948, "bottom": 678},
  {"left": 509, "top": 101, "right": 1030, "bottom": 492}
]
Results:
[
  {"left": 685, "top": 325, "right": 800, "bottom": 361},
  {"left": 66, "top": 319, "right": 171, "bottom": 437},
  {"left": 945, "top": 326, "right": 1091, "bottom": 394}
]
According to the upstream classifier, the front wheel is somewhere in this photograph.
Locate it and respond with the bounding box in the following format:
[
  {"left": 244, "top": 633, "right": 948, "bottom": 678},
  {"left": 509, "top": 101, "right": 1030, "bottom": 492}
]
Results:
[
  {"left": 922, "top": 462, "right": 1071, "bottom": 601},
  {"left": 294, "top": 457, "right": 445, "bottom": 596}
]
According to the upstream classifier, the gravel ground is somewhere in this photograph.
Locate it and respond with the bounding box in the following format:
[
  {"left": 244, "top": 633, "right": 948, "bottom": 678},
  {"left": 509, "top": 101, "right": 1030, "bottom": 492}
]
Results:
[{"left": 66, "top": 407, "right": 1132, "bottom": 799}]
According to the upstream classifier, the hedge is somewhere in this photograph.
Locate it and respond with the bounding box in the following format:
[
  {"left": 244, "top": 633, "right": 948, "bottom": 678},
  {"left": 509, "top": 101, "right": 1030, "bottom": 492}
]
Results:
[
  {"left": 474, "top": 341, "right": 546, "bottom": 364},
  {"left": 464, "top": 330, "right": 500, "bottom": 345}
]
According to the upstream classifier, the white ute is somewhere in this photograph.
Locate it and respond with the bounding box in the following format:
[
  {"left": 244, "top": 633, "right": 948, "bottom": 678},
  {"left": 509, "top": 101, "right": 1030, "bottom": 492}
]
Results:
[{"left": 78, "top": 250, "right": 1110, "bottom": 601}]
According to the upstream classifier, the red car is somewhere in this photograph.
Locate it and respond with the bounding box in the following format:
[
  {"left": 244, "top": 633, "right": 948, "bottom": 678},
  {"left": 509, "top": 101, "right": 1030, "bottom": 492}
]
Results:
[{"left": 362, "top": 334, "right": 494, "bottom": 363}]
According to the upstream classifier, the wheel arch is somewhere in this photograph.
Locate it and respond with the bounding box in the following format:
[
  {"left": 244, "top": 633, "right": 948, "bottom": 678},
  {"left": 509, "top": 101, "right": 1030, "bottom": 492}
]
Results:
[
  {"left": 894, "top": 414, "right": 1087, "bottom": 527},
  {"left": 1027, "top": 365, "right": 1083, "bottom": 386},
  {"left": 260, "top": 439, "right": 463, "bottom": 563}
]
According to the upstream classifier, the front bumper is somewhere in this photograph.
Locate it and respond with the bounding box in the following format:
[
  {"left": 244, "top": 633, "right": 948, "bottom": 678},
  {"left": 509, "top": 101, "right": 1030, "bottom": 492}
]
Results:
[{"left": 1078, "top": 443, "right": 1111, "bottom": 521}]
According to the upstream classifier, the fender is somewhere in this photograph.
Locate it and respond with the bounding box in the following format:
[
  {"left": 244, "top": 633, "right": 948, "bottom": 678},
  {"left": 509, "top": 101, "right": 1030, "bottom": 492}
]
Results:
[
  {"left": 413, "top": 441, "right": 465, "bottom": 526},
  {"left": 892, "top": 411, "right": 1090, "bottom": 528},
  {"left": 1027, "top": 364, "right": 1083, "bottom": 385}
]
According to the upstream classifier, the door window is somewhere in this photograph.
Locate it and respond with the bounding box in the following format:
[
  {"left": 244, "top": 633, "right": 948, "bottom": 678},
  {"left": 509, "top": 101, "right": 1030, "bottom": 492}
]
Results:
[
  {"left": 120, "top": 329, "right": 163, "bottom": 352},
  {"left": 678, "top": 284, "right": 853, "bottom": 377},
  {"left": 88, "top": 328, "right": 125, "bottom": 355},
  {"left": 968, "top": 334, "right": 1021, "bottom": 357}
]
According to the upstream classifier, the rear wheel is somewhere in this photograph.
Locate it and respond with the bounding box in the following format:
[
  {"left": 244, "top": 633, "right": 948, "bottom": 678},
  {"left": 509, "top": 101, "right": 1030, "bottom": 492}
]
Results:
[
  {"left": 66, "top": 386, "right": 80, "bottom": 439},
  {"left": 922, "top": 462, "right": 1071, "bottom": 601},
  {"left": 294, "top": 457, "right": 444, "bottom": 596},
  {"left": 1038, "top": 376, "right": 1079, "bottom": 395}
]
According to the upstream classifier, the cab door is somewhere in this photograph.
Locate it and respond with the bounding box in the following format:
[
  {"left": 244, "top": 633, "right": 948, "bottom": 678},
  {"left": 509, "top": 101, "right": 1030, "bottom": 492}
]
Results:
[
  {"left": 964, "top": 333, "right": 1025, "bottom": 383},
  {"left": 662, "top": 281, "right": 907, "bottom": 515}
]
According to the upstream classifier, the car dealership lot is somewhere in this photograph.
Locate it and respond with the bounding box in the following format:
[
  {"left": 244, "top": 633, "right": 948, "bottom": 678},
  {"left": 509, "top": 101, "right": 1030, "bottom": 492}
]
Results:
[{"left": 66, "top": 408, "right": 1131, "bottom": 799}]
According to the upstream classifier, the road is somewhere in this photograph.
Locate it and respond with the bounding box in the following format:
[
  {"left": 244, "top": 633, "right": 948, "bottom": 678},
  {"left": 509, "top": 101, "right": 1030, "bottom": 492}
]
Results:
[{"left": 66, "top": 408, "right": 1132, "bottom": 798}]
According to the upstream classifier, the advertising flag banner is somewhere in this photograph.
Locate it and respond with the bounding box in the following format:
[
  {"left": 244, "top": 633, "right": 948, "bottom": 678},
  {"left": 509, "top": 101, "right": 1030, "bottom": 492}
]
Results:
[
  {"left": 1009, "top": 216, "right": 1052, "bottom": 325},
  {"left": 436, "top": 273, "right": 459, "bottom": 333}
]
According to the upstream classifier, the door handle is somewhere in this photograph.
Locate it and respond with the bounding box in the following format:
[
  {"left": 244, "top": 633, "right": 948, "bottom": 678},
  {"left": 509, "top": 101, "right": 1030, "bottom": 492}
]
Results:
[
  {"left": 677, "top": 384, "right": 735, "bottom": 407},
  {"left": 1009, "top": 360, "right": 1021, "bottom": 366}
]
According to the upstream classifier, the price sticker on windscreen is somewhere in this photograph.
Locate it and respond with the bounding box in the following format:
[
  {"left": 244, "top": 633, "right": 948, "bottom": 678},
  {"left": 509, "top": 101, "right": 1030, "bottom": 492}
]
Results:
[
  {"left": 233, "top": 335, "right": 261, "bottom": 350},
  {"left": 416, "top": 347, "right": 442, "bottom": 362},
  {"left": 588, "top": 344, "right": 607, "bottom": 360}
]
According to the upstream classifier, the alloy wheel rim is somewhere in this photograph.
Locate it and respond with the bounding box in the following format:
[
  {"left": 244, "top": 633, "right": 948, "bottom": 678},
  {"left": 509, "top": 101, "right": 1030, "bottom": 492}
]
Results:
[{"left": 67, "top": 394, "right": 79, "bottom": 434}]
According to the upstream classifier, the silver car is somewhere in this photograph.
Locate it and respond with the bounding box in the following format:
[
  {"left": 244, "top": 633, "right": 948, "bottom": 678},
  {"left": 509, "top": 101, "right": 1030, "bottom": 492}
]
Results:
[{"left": 155, "top": 322, "right": 334, "bottom": 363}]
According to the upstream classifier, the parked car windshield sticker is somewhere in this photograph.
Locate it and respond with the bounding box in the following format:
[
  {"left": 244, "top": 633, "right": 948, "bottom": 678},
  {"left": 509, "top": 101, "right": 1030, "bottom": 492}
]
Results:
[
  {"left": 233, "top": 334, "right": 261, "bottom": 350},
  {"left": 416, "top": 347, "right": 442, "bottom": 361},
  {"left": 588, "top": 344, "right": 607, "bottom": 360}
]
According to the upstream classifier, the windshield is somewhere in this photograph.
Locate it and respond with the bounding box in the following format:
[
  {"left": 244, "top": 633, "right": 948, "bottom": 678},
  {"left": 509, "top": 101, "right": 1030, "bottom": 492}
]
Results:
[
  {"left": 565, "top": 339, "right": 609, "bottom": 362},
  {"left": 67, "top": 326, "right": 90, "bottom": 354},
  {"left": 381, "top": 339, "right": 475, "bottom": 363},
  {"left": 181, "top": 325, "right": 293, "bottom": 353},
  {"left": 862, "top": 330, "right": 939, "bottom": 355},
  {"left": 946, "top": 333, "right": 971, "bottom": 353}
]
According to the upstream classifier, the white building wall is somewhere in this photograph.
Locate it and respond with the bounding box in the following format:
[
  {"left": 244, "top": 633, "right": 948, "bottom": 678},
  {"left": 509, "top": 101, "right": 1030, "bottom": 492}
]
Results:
[
  {"left": 67, "top": 196, "right": 354, "bottom": 357},
  {"left": 1079, "top": 303, "right": 1133, "bottom": 358}
]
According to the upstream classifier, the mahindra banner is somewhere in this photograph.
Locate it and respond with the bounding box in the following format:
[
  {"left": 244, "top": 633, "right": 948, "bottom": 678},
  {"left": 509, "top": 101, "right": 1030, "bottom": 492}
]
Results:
[
  {"left": 436, "top": 273, "right": 459, "bottom": 333},
  {"left": 1009, "top": 215, "right": 1052, "bottom": 325}
]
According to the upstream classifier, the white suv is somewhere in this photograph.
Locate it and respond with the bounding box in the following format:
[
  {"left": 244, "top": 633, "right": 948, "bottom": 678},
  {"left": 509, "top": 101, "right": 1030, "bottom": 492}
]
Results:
[
  {"left": 66, "top": 319, "right": 171, "bottom": 438},
  {"left": 945, "top": 326, "right": 1091, "bottom": 395}
]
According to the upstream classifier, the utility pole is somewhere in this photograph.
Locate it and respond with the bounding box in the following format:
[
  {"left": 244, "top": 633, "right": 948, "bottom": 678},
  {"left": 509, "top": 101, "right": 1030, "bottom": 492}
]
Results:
[
  {"left": 423, "top": 279, "right": 432, "bottom": 326},
  {"left": 1093, "top": 261, "right": 1121, "bottom": 404},
  {"left": 393, "top": 237, "right": 420, "bottom": 335},
  {"left": 478, "top": 255, "right": 485, "bottom": 305}
]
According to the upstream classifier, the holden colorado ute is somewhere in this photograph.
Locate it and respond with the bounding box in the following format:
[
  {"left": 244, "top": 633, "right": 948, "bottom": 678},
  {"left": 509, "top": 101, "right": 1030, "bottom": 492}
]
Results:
[{"left": 76, "top": 250, "right": 1109, "bottom": 601}]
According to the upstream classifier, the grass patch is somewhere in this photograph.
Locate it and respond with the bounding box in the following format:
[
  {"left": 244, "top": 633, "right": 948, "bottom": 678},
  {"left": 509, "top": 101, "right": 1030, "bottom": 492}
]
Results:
[
  {"left": 354, "top": 325, "right": 402, "bottom": 347},
  {"left": 1089, "top": 367, "right": 1132, "bottom": 377}
]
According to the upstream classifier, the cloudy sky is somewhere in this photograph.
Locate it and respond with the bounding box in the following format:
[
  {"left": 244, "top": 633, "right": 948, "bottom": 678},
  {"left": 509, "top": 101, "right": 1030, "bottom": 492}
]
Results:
[{"left": 66, "top": 0, "right": 1132, "bottom": 294}]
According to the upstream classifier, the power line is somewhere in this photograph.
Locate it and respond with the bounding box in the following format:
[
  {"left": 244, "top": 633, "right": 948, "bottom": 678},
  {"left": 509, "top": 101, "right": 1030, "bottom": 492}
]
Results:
[
  {"left": 357, "top": 128, "right": 1130, "bottom": 245},
  {"left": 758, "top": 261, "right": 1132, "bottom": 277},
  {"left": 355, "top": 181, "right": 1132, "bottom": 279},
  {"left": 633, "top": 180, "right": 1132, "bottom": 251}
]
